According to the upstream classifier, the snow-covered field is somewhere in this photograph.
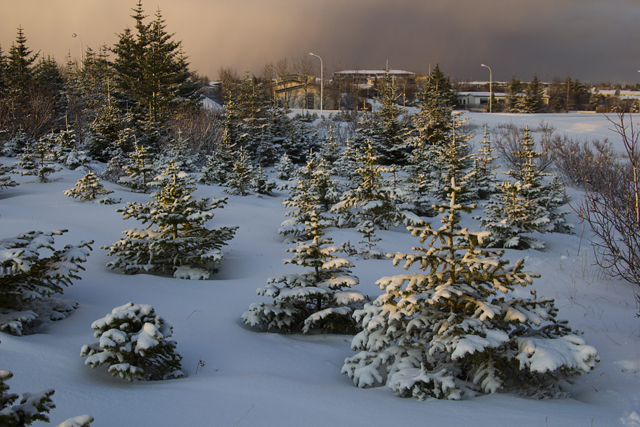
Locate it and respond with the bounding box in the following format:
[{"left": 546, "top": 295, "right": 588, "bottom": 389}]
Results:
[{"left": 2, "top": 112, "right": 639, "bottom": 426}]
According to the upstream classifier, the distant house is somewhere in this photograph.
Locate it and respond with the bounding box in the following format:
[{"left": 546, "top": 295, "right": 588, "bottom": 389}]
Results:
[
  {"left": 457, "top": 91, "right": 506, "bottom": 110},
  {"left": 332, "top": 69, "right": 416, "bottom": 87},
  {"left": 272, "top": 75, "right": 337, "bottom": 110}
]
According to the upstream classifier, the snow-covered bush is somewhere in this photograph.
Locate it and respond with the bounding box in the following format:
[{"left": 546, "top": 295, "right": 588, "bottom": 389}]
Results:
[
  {"left": 0, "top": 230, "right": 93, "bottom": 335},
  {"left": 103, "top": 163, "right": 237, "bottom": 279},
  {"left": 243, "top": 211, "right": 366, "bottom": 334},
  {"left": 81, "top": 302, "right": 184, "bottom": 382},
  {"left": 342, "top": 178, "right": 598, "bottom": 400},
  {"left": 0, "top": 370, "right": 93, "bottom": 427}
]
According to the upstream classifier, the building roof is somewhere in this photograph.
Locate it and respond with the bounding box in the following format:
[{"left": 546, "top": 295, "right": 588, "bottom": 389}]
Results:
[{"left": 335, "top": 69, "right": 415, "bottom": 75}]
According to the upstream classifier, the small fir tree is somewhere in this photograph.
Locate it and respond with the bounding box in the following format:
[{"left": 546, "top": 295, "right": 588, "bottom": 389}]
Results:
[
  {"left": 279, "top": 155, "right": 340, "bottom": 242},
  {"left": 81, "top": 302, "right": 184, "bottom": 382},
  {"left": 225, "top": 147, "right": 255, "bottom": 196},
  {"left": 477, "top": 127, "right": 572, "bottom": 249},
  {"left": 0, "top": 165, "right": 18, "bottom": 190},
  {"left": 0, "top": 370, "right": 93, "bottom": 427},
  {"left": 250, "top": 165, "right": 276, "bottom": 196},
  {"left": 356, "top": 220, "right": 384, "bottom": 259},
  {"left": 331, "top": 143, "right": 413, "bottom": 229},
  {"left": 470, "top": 125, "right": 499, "bottom": 200},
  {"left": 0, "top": 370, "right": 55, "bottom": 426},
  {"left": 103, "top": 163, "right": 237, "bottom": 279},
  {"left": 243, "top": 211, "right": 365, "bottom": 334},
  {"left": 120, "top": 143, "right": 156, "bottom": 192},
  {"left": 274, "top": 153, "right": 296, "bottom": 181},
  {"left": 0, "top": 230, "right": 93, "bottom": 335},
  {"left": 342, "top": 178, "right": 598, "bottom": 400},
  {"left": 199, "top": 133, "right": 237, "bottom": 185},
  {"left": 64, "top": 172, "right": 118, "bottom": 204}
]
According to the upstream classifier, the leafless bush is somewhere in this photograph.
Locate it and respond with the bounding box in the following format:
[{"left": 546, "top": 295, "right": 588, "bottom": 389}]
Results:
[
  {"left": 493, "top": 120, "right": 555, "bottom": 171},
  {"left": 168, "top": 107, "right": 223, "bottom": 155},
  {"left": 550, "top": 134, "right": 615, "bottom": 189},
  {"left": 573, "top": 113, "right": 640, "bottom": 287}
]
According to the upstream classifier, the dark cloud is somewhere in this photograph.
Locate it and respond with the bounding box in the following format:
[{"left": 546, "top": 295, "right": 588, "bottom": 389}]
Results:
[{"left": 1, "top": 0, "right": 639, "bottom": 84}]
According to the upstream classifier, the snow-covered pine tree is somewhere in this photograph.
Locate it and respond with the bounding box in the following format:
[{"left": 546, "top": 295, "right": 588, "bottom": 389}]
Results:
[
  {"left": 119, "top": 142, "right": 156, "bottom": 192},
  {"left": 154, "top": 131, "right": 198, "bottom": 172},
  {"left": 0, "top": 230, "right": 93, "bottom": 335},
  {"left": 199, "top": 130, "right": 237, "bottom": 185},
  {"left": 103, "top": 162, "right": 237, "bottom": 279},
  {"left": 279, "top": 155, "right": 340, "bottom": 243},
  {"left": 81, "top": 302, "right": 184, "bottom": 382},
  {"left": 0, "top": 370, "right": 55, "bottom": 426},
  {"left": 50, "top": 125, "right": 88, "bottom": 170},
  {"left": 243, "top": 211, "right": 365, "bottom": 334},
  {"left": 427, "top": 115, "right": 475, "bottom": 203},
  {"left": 356, "top": 219, "right": 384, "bottom": 259},
  {"left": 250, "top": 165, "right": 276, "bottom": 196},
  {"left": 64, "top": 172, "right": 117, "bottom": 203},
  {"left": 333, "top": 140, "right": 358, "bottom": 181},
  {"left": 470, "top": 125, "right": 499, "bottom": 200},
  {"left": 319, "top": 124, "right": 342, "bottom": 167},
  {"left": 274, "top": 153, "right": 295, "bottom": 181},
  {"left": 0, "top": 369, "right": 93, "bottom": 427},
  {"left": 225, "top": 147, "right": 255, "bottom": 196},
  {"left": 0, "top": 165, "right": 17, "bottom": 190},
  {"left": 477, "top": 127, "right": 572, "bottom": 249},
  {"left": 342, "top": 177, "right": 598, "bottom": 400},
  {"left": 372, "top": 71, "right": 411, "bottom": 165},
  {"left": 331, "top": 142, "right": 415, "bottom": 229}
]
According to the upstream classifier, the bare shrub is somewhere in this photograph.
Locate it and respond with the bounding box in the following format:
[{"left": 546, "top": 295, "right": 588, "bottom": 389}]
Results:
[
  {"left": 573, "top": 113, "right": 640, "bottom": 287},
  {"left": 550, "top": 134, "right": 615, "bottom": 189},
  {"left": 168, "top": 106, "right": 223, "bottom": 155}
]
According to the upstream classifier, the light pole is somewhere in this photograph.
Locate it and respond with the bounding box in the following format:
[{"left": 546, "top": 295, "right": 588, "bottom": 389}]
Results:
[
  {"left": 309, "top": 52, "right": 323, "bottom": 116},
  {"left": 481, "top": 63, "right": 492, "bottom": 113},
  {"left": 72, "top": 33, "right": 84, "bottom": 65}
]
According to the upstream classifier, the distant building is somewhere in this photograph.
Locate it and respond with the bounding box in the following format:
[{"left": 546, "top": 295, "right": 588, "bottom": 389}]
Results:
[
  {"left": 332, "top": 69, "right": 416, "bottom": 87},
  {"left": 272, "top": 75, "right": 337, "bottom": 110}
]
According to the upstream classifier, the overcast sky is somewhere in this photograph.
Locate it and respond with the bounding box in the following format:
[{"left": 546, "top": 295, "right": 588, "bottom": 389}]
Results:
[{"left": 2, "top": 0, "right": 640, "bottom": 85}]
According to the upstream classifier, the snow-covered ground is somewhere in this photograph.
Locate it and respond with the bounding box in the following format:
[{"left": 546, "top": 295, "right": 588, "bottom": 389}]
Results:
[{"left": 2, "top": 112, "right": 639, "bottom": 426}]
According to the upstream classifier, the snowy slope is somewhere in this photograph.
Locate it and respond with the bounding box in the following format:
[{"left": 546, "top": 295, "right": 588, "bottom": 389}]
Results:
[{"left": 1, "top": 112, "right": 639, "bottom": 427}]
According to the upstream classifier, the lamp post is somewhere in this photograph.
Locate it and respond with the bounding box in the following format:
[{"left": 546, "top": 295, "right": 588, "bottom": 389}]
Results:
[
  {"left": 481, "top": 63, "right": 492, "bottom": 113},
  {"left": 72, "top": 33, "right": 84, "bottom": 64},
  {"left": 309, "top": 52, "right": 323, "bottom": 116}
]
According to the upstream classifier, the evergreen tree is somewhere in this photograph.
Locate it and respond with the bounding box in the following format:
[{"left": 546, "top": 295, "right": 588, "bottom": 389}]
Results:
[
  {"left": 111, "top": 3, "right": 198, "bottom": 135},
  {"left": 371, "top": 72, "right": 411, "bottom": 165},
  {"left": 85, "top": 89, "right": 123, "bottom": 162},
  {"left": 250, "top": 165, "right": 276, "bottom": 196},
  {"left": 413, "top": 64, "right": 458, "bottom": 148},
  {"left": 81, "top": 302, "right": 184, "bottom": 381},
  {"left": 470, "top": 125, "right": 499, "bottom": 200},
  {"left": 5, "top": 26, "right": 38, "bottom": 115},
  {"left": 0, "top": 230, "right": 93, "bottom": 335},
  {"left": 274, "top": 154, "right": 295, "bottom": 180},
  {"left": 331, "top": 143, "right": 413, "bottom": 229},
  {"left": 523, "top": 73, "right": 545, "bottom": 113},
  {"left": 104, "top": 163, "right": 238, "bottom": 279},
  {"left": 243, "top": 211, "right": 365, "bottom": 334},
  {"left": 427, "top": 117, "right": 475, "bottom": 203},
  {"left": 0, "top": 165, "right": 18, "bottom": 190},
  {"left": 120, "top": 142, "right": 156, "bottom": 192},
  {"left": 505, "top": 74, "right": 524, "bottom": 113},
  {"left": 279, "top": 155, "right": 340, "bottom": 242},
  {"left": 342, "top": 178, "right": 598, "bottom": 400},
  {"left": 356, "top": 220, "right": 384, "bottom": 259},
  {"left": 0, "top": 371, "right": 55, "bottom": 426},
  {"left": 477, "top": 127, "right": 573, "bottom": 249},
  {"left": 225, "top": 147, "right": 254, "bottom": 196},
  {"left": 198, "top": 133, "right": 236, "bottom": 185},
  {"left": 64, "top": 172, "right": 115, "bottom": 202}
]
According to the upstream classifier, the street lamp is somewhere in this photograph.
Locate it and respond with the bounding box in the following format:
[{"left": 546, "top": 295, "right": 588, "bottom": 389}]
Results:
[
  {"left": 309, "top": 52, "right": 323, "bottom": 116},
  {"left": 72, "top": 33, "right": 84, "bottom": 64},
  {"left": 481, "top": 63, "right": 492, "bottom": 113}
]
